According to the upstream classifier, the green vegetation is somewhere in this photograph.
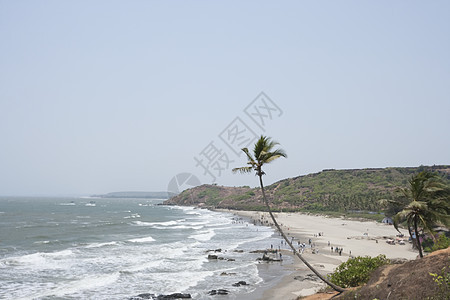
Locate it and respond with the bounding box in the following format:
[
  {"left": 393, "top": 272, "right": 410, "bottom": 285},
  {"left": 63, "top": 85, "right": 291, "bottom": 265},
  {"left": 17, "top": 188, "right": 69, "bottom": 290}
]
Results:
[
  {"left": 384, "top": 171, "right": 450, "bottom": 257},
  {"left": 166, "top": 165, "right": 450, "bottom": 219},
  {"left": 272, "top": 166, "right": 449, "bottom": 213},
  {"left": 328, "top": 255, "right": 389, "bottom": 288},
  {"left": 423, "top": 234, "right": 450, "bottom": 253},
  {"left": 231, "top": 190, "right": 255, "bottom": 202},
  {"left": 427, "top": 267, "right": 450, "bottom": 300}
]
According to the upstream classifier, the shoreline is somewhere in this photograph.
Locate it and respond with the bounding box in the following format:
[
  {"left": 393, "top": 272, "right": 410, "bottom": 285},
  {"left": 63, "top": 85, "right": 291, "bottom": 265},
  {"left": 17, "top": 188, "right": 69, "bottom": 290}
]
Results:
[{"left": 217, "top": 209, "right": 419, "bottom": 300}]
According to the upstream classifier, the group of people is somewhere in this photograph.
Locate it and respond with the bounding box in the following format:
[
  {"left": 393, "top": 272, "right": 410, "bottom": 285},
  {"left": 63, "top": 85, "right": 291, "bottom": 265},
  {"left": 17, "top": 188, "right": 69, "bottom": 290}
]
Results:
[
  {"left": 331, "top": 246, "right": 344, "bottom": 256},
  {"left": 249, "top": 213, "right": 353, "bottom": 259}
]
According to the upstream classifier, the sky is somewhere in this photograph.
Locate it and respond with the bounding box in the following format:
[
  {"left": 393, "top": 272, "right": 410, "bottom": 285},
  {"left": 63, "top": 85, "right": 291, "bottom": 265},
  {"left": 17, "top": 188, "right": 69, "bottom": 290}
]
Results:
[{"left": 0, "top": 1, "right": 449, "bottom": 196}]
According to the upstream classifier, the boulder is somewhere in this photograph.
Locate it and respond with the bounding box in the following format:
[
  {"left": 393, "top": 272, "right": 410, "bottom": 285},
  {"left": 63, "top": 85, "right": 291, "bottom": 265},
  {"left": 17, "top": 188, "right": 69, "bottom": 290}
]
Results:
[
  {"left": 130, "top": 293, "right": 191, "bottom": 299},
  {"left": 232, "top": 281, "right": 248, "bottom": 287},
  {"left": 208, "top": 289, "right": 229, "bottom": 295},
  {"left": 130, "top": 294, "right": 155, "bottom": 300},
  {"left": 208, "top": 254, "right": 218, "bottom": 259},
  {"left": 220, "top": 272, "right": 237, "bottom": 276},
  {"left": 256, "top": 254, "right": 281, "bottom": 262},
  {"left": 157, "top": 293, "right": 191, "bottom": 299}
]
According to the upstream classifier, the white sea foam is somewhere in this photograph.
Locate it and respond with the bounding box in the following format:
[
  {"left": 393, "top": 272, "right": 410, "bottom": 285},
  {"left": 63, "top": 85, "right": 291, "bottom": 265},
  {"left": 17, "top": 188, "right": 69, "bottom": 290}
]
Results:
[
  {"left": 85, "top": 241, "right": 119, "bottom": 248},
  {"left": 33, "top": 240, "right": 51, "bottom": 244},
  {"left": 132, "top": 220, "right": 181, "bottom": 226},
  {"left": 189, "top": 229, "right": 216, "bottom": 241},
  {"left": 128, "top": 236, "right": 155, "bottom": 243},
  {"left": 24, "top": 272, "right": 120, "bottom": 299},
  {"left": 3, "top": 253, "right": 46, "bottom": 266},
  {"left": 1, "top": 197, "right": 277, "bottom": 300},
  {"left": 120, "top": 260, "right": 162, "bottom": 273},
  {"left": 152, "top": 270, "right": 214, "bottom": 294},
  {"left": 153, "top": 224, "right": 204, "bottom": 230},
  {"left": 156, "top": 243, "right": 190, "bottom": 259},
  {"left": 45, "top": 249, "right": 74, "bottom": 258},
  {"left": 2, "top": 249, "right": 74, "bottom": 268},
  {"left": 124, "top": 213, "right": 141, "bottom": 219}
]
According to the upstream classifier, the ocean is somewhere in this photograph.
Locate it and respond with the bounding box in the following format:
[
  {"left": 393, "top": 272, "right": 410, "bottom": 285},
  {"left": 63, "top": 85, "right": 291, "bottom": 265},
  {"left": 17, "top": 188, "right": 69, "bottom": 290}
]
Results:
[{"left": 0, "top": 197, "right": 286, "bottom": 299}]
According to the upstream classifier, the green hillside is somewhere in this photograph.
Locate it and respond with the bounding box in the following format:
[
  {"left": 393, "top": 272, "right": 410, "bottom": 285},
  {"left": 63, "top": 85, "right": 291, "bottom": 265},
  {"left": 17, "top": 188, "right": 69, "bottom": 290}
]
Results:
[{"left": 164, "top": 165, "right": 450, "bottom": 218}]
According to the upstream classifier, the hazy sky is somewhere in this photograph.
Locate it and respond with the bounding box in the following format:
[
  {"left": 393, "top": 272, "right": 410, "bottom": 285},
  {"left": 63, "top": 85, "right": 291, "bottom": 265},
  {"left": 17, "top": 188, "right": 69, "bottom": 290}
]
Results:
[{"left": 1, "top": 1, "right": 449, "bottom": 196}]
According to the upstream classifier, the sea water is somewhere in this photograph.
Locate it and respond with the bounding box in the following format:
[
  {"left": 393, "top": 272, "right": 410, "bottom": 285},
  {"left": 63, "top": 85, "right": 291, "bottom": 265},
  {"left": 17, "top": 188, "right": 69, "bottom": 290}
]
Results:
[{"left": 0, "top": 197, "right": 284, "bottom": 299}]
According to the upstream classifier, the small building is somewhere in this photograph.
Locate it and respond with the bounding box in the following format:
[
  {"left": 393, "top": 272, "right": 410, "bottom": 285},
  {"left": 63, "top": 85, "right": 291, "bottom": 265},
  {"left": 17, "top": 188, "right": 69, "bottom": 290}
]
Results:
[{"left": 382, "top": 217, "right": 394, "bottom": 225}]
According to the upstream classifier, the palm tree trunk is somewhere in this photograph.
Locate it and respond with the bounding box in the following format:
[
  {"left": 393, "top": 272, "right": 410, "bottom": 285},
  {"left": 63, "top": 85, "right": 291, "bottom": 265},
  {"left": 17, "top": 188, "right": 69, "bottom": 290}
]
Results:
[
  {"left": 407, "top": 223, "right": 419, "bottom": 250},
  {"left": 407, "top": 224, "right": 415, "bottom": 249},
  {"left": 258, "top": 175, "right": 345, "bottom": 293},
  {"left": 413, "top": 215, "right": 423, "bottom": 258}
]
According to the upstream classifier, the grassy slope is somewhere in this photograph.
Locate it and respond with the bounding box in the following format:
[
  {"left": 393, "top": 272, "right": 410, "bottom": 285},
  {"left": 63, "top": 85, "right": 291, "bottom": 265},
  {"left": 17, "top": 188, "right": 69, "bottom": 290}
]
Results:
[{"left": 164, "top": 165, "right": 450, "bottom": 218}]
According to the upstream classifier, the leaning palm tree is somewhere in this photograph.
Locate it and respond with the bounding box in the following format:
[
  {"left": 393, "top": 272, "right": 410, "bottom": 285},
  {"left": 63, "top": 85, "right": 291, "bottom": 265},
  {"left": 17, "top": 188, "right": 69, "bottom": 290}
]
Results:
[
  {"left": 232, "top": 135, "right": 345, "bottom": 292},
  {"left": 391, "top": 171, "right": 450, "bottom": 258}
]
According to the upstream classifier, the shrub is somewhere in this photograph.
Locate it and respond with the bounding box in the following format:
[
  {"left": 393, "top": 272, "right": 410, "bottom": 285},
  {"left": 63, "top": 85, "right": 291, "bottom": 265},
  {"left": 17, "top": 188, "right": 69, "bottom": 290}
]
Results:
[
  {"left": 424, "top": 235, "right": 450, "bottom": 253},
  {"left": 328, "top": 255, "right": 389, "bottom": 288},
  {"left": 431, "top": 235, "right": 450, "bottom": 252},
  {"left": 428, "top": 267, "right": 450, "bottom": 300}
]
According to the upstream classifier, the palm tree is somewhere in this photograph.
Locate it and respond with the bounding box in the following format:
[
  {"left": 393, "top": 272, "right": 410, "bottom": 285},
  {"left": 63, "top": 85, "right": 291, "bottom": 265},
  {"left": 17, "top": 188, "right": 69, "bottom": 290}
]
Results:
[
  {"left": 391, "top": 171, "right": 450, "bottom": 258},
  {"left": 232, "top": 135, "right": 345, "bottom": 292}
]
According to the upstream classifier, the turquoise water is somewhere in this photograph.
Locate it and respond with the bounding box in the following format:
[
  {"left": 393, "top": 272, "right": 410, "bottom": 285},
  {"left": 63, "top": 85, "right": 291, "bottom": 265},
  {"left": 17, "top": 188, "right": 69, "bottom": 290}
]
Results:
[{"left": 0, "top": 197, "right": 282, "bottom": 299}]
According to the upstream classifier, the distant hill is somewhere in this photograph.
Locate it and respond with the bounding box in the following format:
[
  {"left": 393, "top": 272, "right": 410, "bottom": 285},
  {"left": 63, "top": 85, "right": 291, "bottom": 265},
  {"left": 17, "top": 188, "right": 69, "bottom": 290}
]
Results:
[
  {"left": 164, "top": 165, "right": 450, "bottom": 213},
  {"left": 93, "top": 191, "right": 169, "bottom": 199}
]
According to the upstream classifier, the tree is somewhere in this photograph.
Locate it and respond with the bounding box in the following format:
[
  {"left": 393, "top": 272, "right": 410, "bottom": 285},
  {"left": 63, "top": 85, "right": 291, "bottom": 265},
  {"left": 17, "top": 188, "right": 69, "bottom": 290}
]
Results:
[
  {"left": 389, "top": 171, "right": 450, "bottom": 258},
  {"left": 232, "top": 135, "right": 345, "bottom": 292}
]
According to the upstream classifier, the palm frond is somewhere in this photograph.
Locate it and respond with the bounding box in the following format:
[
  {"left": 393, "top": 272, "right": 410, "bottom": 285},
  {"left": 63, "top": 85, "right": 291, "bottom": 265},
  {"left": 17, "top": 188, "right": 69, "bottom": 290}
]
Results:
[
  {"left": 232, "top": 166, "right": 253, "bottom": 174},
  {"left": 233, "top": 135, "right": 286, "bottom": 177},
  {"left": 241, "top": 148, "right": 256, "bottom": 166}
]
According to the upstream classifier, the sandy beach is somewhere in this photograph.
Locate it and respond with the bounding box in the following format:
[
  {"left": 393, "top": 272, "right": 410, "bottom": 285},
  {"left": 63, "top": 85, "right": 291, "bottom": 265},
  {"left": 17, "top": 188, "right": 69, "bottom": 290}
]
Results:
[{"left": 225, "top": 210, "right": 419, "bottom": 300}]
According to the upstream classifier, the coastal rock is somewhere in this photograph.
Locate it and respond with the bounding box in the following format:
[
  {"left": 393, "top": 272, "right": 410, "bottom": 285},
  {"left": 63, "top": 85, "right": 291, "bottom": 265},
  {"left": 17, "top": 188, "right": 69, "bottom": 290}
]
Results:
[
  {"left": 250, "top": 249, "right": 277, "bottom": 254},
  {"left": 256, "top": 254, "right": 281, "bottom": 262},
  {"left": 232, "top": 281, "right": 248, "bottom": 287},
  {"left": 208, "top": 289, "right": 229, "bottom": 295},
  {"left": 220, "top": 272, "right": 236, "bottom": 276},
  {"left": 130, "top": 293, "right": 192, "bottom": 299},
  {"left": 207, "top": 254, "right": 235, "bottom": 261},
  {"left": 206, "top": 248, "right": 222, "bottom": 253},
  {"left": 157, "top": 293, "right": 191, "bottom": 299},
  {"left": 130, "top": 293, "right": 155, "bottom": 299}
]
